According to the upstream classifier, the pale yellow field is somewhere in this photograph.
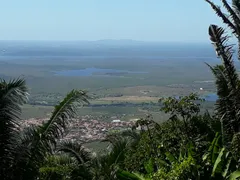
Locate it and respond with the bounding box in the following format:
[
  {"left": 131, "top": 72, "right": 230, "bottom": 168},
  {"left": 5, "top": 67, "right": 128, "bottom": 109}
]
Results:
[{"left": 98, "top": 96, "right": 159, "bottom": 102}]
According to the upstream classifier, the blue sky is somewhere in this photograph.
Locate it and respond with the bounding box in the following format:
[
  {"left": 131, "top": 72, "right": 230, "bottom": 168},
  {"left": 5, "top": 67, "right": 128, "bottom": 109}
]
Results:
[{"left": 0, "top": 0, "right": 223, "bottom": 42}]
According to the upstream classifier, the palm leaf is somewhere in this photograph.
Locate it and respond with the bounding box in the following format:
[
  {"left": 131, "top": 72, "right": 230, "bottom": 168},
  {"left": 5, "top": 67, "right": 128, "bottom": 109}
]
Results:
[
  {"left": 221, "top": 0, "right": 240, "bottom": 59},
  {"left": 109, "top": 137, "right": 129, "bottom": 165},
  {"left": 203, "top": 133, "right": 221, "bottom": 164},
  {"left": 117, "top": 170, "right": 143, "bottom": 180},
  {"left": 94, "top": 136, "right": 129, "bottom": 179},
  {"left": 211, "top": 147, "right": 226, "bottom": 177},
  {"left": 221, "top": 0, "right": 240, "bottom": 32},
  {"left": 0, "top": 78, "right": 28, "bottom": 179},
  {"left": 144, "top": 158, "right": 154, "bottom": 174},
  {"left": 0, "top": 78, "right": 28, "bottom": 128},
  {"left": 205, "top": 0, "right": 237, "bottom": 34},
  {"left": 121, "top": 130, "right": 141, "bottom": 141},
  {"left": 229, "top": 170, "right": 240, "bottom": 180},
  {"left": 40, "top": 90, "right": 89, "bottom": 145},
  {"left": 117, "top": 170, "right": 149, "bottom": 180},
  {"left": 57, "top": 140, "right": 92, "bottom": 165},
  {"left": 208, "top": 24, "right": 240, "bottom": 140},
  {"left": 28, "top": 90, "right": 88, "bottom": 153},
  {"left": 205, "top": 63, "right": 234, "bottom": 144},
  {"left": 222, "top": 153, "right": 232, "bottom": 178},
  {"left": 206, "top": 63, "right": 230, "bottom": 98},
  {"left": 233, "top": 0, "right": 240, "bottom": 16},
  {"left": 39, "top": 154, "right": 76, "bottom": 179},
  {"left": 120, "top": 129, "right": 141, "bottom": 147},
  {"left": 15, "top": 90, "right": 89, "bottom": 179},
  {"left": 165, "top": 152, "right": 177, "bottom": 164},
  {"left": 132, "top": 173, "right": 150, "bottom": 180}
]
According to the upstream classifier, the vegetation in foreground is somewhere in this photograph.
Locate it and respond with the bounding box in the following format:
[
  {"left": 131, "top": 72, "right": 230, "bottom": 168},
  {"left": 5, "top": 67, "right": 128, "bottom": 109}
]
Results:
[{"left": 2, "top": 0, "right": 240, "bottom": 179}]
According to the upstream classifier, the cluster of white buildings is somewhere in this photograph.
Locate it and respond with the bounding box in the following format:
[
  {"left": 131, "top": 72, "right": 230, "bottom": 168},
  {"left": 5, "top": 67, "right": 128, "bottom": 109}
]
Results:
[{"left": 20, "top": 116, "right": 135, "bottom": 142}]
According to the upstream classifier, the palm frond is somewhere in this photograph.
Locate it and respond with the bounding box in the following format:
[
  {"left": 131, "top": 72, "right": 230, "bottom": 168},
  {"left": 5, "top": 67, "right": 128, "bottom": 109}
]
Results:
[
  {"left": 221, "top": 0, "right": 240, "bottom": 32},
  {"left": 0, "top": 78, "right": 28, "bottom": 127},
  {"left": 0, "top": 78, "right": 28, "bottom": 179},
  {"left": 93, "top": 136, "right": 129, "bottom": 179},
  {"left": 104, "top": 135, "right": 130, "bottom": 160},
  {"left": 121, "top": 130, "right": 141, "bottom": 142},
  {"left": 56, "top": 141, "right": 93, "bottom": 180},
  {"left": 205, "top": 0, "right": 237, "bottom": 34},
  {"left": 205, "top": 63, "right": 232, "bottom": 126},
  {"left": 208, "top": 24, "right": 240, "bottom": 142},
  {"left": 57, "top": 140, "right": 92, "bottom": 165},
  {"left": 203, "top": 133, "right": 221, "bottom": 164},
  {"left": 10, "top": 126, "right": 43, "bottom": 180},
  {"left": 14, "top": 90, "right": 89, "bottom": 179},
  {"left": 206, "top": 63, "right": 230, "bottom": 98},
  {"left": 40, "top": 90, "right": 89, "bottom": 145},
  {"left": 36, "top": 89, "right": 88, "bottom": 153},
  {"left": 120, "top": 130, "right": 141, "bottom": 147},
  {"left": 117, "top": 170, "right": 150, "bottom": 180},
  {"left": 209, "top": 25, "right": 239, "bottom": 93},
  {"left": 233, "top": 0, "right": 240, "bottom": 20},
  {"left": 229, "top": 170, "right": 240, "bottom": 180},
  {"left": 39, "top": 154, "right": 76, "bottom": 180},
  {"left": 211, "top": 147, "right": 226, "bottom": 177},
  {"left": 206, "top": 0, "right": 240, "bottom": 59}
]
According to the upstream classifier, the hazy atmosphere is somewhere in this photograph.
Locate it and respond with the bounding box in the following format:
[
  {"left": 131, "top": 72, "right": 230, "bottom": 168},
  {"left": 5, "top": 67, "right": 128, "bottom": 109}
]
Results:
[{"left": 1, "top": 0, "right": 222, "bottom": 42}]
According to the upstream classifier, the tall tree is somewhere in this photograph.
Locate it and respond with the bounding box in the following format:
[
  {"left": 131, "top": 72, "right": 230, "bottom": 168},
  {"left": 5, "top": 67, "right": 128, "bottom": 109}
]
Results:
[{"left": 206, "top": 0, "right": 240, "bottom": 147}]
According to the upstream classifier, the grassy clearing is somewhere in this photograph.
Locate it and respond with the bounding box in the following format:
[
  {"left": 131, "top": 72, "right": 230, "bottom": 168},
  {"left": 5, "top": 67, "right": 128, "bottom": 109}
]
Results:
[{"left": 97, "top": 96, "right": 159, "bottom": 102}]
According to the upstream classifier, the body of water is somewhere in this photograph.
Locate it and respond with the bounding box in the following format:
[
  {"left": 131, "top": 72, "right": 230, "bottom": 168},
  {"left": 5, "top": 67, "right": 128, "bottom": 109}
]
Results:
[
  {"left": 54, "top": 67, "right": 147, "bottom": 77},
  {"left": 176, "top": 93, "right": 218, "bottom": 102},
  {"left": 204, "top": 93, "right": 218, "bottom": 102}
]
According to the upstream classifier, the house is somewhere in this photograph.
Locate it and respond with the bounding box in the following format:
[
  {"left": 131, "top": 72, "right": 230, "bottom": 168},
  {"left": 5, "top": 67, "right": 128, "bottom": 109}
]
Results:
[{"left": 112, "top": 119, "right": 121, "bottom": 123}]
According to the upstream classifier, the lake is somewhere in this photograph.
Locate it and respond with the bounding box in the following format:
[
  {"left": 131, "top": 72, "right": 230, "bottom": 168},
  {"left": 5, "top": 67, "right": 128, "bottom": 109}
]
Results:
[
  {"left": 176, "top": 93, "right": 218, "bottom": 102},
  {"left": 204, "top": 93, "right": 218, "bottom": 102},
  {"left": 54, "top": 67, "right": 147, "bottom": 77}
]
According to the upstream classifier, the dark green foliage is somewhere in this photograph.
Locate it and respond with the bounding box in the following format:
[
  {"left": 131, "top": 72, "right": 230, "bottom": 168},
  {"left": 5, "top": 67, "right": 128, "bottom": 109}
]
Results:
[
  {"left": 159, "top": 93, "right": 203, "bottom": 118},
  {"left": 57, "top": 141, "right": 92, "bottom": 165},
  {"left": 0, "top": 78, "right": 28, "bottom": 180},
  {"left": 122, "top": 95, "right": 219, "bottom": 177},
  {"left": 51, "top": 141, "right": 94, "bottom": 180},
  {"left": 0, "top": 78, "right": 89, "bottom": 180},
  {"left": 39, "top": 154, "right": 76, "bottom": 180},
  {"left": 208, "top": 24, "right": 240, "bottom": 147},
  {"left": 15, "top": 90, "right": 89, "bottom": 180},
  {"left": 92, "top": 135, "right": 130, "bottom": 180}
]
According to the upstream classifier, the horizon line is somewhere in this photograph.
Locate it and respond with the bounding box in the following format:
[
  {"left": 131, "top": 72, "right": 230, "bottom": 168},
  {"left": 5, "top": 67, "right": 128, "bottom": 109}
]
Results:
[{"left": 0, "top": 39, "right": 210, "bottom": 44}]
